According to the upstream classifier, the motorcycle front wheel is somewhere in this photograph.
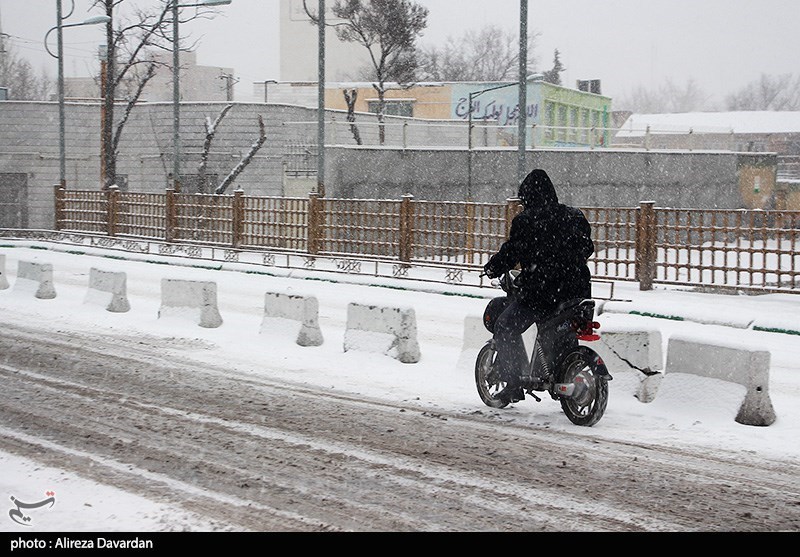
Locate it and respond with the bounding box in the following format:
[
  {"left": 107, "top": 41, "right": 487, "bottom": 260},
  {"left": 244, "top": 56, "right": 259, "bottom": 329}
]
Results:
[
  {"left": 474, "top": 342, "right": 509, "bottom": 409},
  {"left": 556, "top": 346, "right": 609, "bottom": 427}
]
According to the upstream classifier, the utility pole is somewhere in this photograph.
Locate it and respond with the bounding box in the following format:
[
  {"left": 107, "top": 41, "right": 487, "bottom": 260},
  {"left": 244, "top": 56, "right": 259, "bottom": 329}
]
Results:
[
  {"left": 517, "top": 0, "right": 528, "bottom": 184},
  {"left": 0, "top": 5, "right": 7, "bottom": 100},
  {"left": 219, "top": 72, "right": 237, "bottom": 101},
  {"left": 317, "top": 0, "right": 325, "bottom": 197},
  {"left": 99, "top": 44, "right": 107, "bottom": 188}
]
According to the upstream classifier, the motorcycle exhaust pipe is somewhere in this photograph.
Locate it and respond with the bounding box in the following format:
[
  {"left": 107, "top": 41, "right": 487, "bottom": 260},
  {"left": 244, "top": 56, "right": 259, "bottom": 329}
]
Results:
[
  {"left": 555, "top": 376, "right": 586, "bottom": 397},
  {"left": 555, "top": 382, "right": 576, "bottom": 396}
]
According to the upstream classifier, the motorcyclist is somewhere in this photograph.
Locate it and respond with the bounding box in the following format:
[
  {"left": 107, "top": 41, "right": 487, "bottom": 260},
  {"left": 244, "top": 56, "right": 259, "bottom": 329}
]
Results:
[{"left": 483, "top": 168, "right": 594, "bottom": 403}]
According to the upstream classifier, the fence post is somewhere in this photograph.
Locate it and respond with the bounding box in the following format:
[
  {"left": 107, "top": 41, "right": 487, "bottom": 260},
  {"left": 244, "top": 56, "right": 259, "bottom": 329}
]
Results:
[
  {"left": 107, "top": 185, "right": 119, "bottom": 236},
  {"left": 636, "top": 201, "right": 656, "bottom": 291},
  {"left": 232, "top": 189, "right": 244, "bottom": 248},
  {"left": 505, "top": 198, "right": 520, "bottom": 238},
  {"left": 775, "top": 189, "right": 787, "bottom": 229},
  {"left": 165, "top": 188, "right": 176, "bottom": 242},
  {"left": 399, "top": 194, "right": 414, "bottom": 262},
  {"left": 308, "top": 192, "right": 321, "bottom": 255},
  {"left": 465, "top": 200, "right": 476, "bottom": 264},
  {"left": 53, "top": 184, "right": 65, "bottom": 230}
]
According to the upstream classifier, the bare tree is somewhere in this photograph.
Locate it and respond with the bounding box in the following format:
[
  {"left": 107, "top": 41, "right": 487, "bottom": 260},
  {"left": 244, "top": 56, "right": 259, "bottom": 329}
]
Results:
[
  {"left": 198, "top": 103, "right": 233, "bottom": 193},
  {"left": 0, "top": 37, "right": 53, "bottom": 100},
  {"left": 416, "top": 24, "right": 539, "bottom": 82},
  {"left": 214, "top": 115, "right": 267, "bottom": 195},
  {"left": 343, "top": 89, "right": 363, "bottom": 145},
  {"left": 726, "top": 73, "right": 800, "bottom": 111},
  {"left": 616, "top": 78, "right": 713, "bottom": 113},
  {"left": 304, "top": 0, "right": 428, "bottom": 145},
  {"left": 662, "top": 78, "right": 713, "bottom": 113},
  {"left": 90, "top": 0, "right": 224, "bottom": 190},
  {"left": 195, "top": 103, "right": 268, "bottom": 195}
]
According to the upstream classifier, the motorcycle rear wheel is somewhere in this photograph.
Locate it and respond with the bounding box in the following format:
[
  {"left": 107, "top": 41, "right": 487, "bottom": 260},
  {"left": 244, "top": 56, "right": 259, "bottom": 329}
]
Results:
[
  {"left": 475, "top": 342, "right": 509, "bottom": 409},
  {"left": 556, "top": 346, "right": 609, "bottom": 427}
]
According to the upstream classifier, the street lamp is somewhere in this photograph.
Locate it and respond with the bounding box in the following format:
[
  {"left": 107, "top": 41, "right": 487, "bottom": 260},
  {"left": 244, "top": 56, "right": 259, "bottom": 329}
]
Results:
[
  {"left": 518, "top": 0, "right": 528, "bottom": 184},
  {"left": 44, "top": 1, "right": 110, "bottom": 188},
  {"left": 171, "top": 0, "right": 232, "bottom": 192}
]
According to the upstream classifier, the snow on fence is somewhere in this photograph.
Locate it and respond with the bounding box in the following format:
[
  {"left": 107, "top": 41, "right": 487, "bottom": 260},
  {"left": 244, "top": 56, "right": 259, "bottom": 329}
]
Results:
[
  {"left": 664, "top": 336, "right": 776, "bottom": 426},
  {"left": 84, "top": 268, "right": 130, "bottom": 313},
  {"left": 344, "top": 302, "right": 421, "bottom": 363},
  {"left": 13, "top": 260, "right": 56, "bottom": 299},
  {"left": 159, "top": 279, "right": 223, "bottom": 328},
  {"left": 260, "top": 291, "right": 324, "bottom": 347},
  {"left": 0, "top": 254, "right": 8, "bottom": 290},
  {"left": 53, "top": 187, "right": 800, "bottom": 295}
]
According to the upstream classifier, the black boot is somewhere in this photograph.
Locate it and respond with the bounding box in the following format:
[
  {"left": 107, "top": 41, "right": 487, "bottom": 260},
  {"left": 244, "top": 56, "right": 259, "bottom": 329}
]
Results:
[{"left": 498, "top": 379, "right": 525, "bottom": 403}]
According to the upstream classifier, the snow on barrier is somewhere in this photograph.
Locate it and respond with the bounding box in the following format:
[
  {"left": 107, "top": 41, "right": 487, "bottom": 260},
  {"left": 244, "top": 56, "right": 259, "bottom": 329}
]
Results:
[
  {"left": 13, "top": 260, "right": 56, "bottom": 299},
  {"left": 260, "top": 291, "right": 323, "bottom": 347},
  {"left": 159, "top": 279, "right": 223, "bottom": 328},
  {"left": 457, "top": 314, "right": 536, "bottom": 371},
  {"left": 665, "top": 336, "right": 776, "bottom": 426},
  {"left": 344, "top": 302, "right": 421, "bottom": 363},
  {"left": 0, "top": 254, "right": 8, "bottom": 290},
  {"left": 84, "top": 268, "right": 131, "bottom": 313},
  {"left": 589, "top": 325, "right": 664, "bottom": 403}
]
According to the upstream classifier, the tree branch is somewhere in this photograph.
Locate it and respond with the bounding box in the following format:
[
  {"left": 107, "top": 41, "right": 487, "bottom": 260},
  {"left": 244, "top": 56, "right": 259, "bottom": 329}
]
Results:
[
  {"left": 198, "top": 103, "right": 234, "bottom": 193},
  {"left": 215, "top": 115, "right": 267, "bottom": 195}
]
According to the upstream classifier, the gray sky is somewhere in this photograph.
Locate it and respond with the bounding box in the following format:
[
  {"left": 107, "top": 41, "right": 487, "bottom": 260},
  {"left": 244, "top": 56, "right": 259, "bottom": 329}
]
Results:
[{"left": 1, "top": 0, "right": 799, "bottom": 106}]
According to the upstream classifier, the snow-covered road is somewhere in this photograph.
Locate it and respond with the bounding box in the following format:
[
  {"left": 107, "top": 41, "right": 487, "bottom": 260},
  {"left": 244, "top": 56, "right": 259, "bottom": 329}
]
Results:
[{"left": 1, "top": 243, "right": 799, "bottom": 531}]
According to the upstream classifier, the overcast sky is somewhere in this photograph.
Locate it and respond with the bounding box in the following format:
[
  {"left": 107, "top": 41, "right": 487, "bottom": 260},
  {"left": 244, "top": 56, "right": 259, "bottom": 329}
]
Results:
[{"left": 1, "top": 0, "right": 798, "bottom": 106}]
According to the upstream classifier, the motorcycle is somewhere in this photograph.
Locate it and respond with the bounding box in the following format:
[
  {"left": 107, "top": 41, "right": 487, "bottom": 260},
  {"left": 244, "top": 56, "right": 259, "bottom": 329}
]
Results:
[{"left": 475, "top": 269, "right": 611, "bottom": 426}]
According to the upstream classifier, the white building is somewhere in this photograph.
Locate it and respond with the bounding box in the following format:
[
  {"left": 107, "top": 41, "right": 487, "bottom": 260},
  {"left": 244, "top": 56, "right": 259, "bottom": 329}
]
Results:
[
  {"left": 279, "top": 0, "right": 371, "bottom": 83},
  {"left": 65, "top": 50, "right": 235, "bottom": 103}
]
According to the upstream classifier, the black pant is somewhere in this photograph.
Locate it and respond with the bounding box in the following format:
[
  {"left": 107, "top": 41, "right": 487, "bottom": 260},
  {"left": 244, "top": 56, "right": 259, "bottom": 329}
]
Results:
[{"left": 492, "top": 299, "right": 543, "bottom": 384}]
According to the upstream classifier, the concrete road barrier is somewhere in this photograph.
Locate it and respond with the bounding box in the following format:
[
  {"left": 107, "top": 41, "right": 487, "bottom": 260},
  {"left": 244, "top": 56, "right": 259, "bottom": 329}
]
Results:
[
  {"left": 159, "top": 279, "right": 223, "bottom": 328},
  {"left": 260, "top": 291, "right": 323, "bottom": 347},
  {"left": 665, "top": 336, "right": 776, "bottom": 426},
  {"left": 13, "top": 260, "right": 56, "bottom": 299},
  {"left": 0, "top": 254, "right": 9, "bottom": 290},
  {"left": 457, "top": 314, "right": 537, "bottom": 371},
  {"left": 589, "top": 326, "right": 664, "bottom": 403},
  {"left": 85, "top": 268, "right": 131, "bottom": 313},
  {"left": 344, "top": 302, "right": 420, "bottom": 363}
]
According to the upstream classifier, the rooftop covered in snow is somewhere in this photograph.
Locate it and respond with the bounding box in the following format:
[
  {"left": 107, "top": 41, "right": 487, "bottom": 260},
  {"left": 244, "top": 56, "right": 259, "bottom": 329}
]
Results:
[{"left": 617, "top": 111, "right": 800, "bottom": 136}]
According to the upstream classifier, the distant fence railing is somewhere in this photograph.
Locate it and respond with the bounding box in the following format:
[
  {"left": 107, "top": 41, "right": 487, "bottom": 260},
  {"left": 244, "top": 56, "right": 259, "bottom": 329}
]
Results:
[
  {"left": 285, "top": 119, "right": 753, "bottom": 152},
  {"left": 53, "top": 186, "right": 800, "bottom": 293}
]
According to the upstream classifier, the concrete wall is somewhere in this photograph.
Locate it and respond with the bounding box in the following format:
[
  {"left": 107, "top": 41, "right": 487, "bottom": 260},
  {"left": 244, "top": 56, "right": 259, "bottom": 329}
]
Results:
[
  {"left": 0, "top": 100, "right": 776, "bottom": 230},
  {"left": 324, "top": 146, "right": 768, "bottom": 209}
]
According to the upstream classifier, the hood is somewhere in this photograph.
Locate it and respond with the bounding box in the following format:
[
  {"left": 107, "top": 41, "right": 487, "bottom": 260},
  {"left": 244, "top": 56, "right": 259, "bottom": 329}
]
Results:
[{"left": 518, "top": 169, "right": 558, "bottom": 208}]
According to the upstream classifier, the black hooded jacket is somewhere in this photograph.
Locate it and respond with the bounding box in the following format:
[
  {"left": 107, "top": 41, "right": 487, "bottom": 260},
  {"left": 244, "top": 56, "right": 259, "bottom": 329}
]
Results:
[{"left": 483, "top": 169, "right": 594, "bottom": 316}]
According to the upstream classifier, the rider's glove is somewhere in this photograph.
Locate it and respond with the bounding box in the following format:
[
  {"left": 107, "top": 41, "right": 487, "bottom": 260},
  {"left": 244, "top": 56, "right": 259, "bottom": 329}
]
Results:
[{"left": 483, "top": 262, "right": 501, "bottom": 279}]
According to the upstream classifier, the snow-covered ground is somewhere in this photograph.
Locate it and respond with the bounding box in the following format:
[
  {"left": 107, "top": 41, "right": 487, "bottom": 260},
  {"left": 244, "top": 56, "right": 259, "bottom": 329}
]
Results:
[{"left": 1, "top": 242, "right": 799, "bottom": 532}]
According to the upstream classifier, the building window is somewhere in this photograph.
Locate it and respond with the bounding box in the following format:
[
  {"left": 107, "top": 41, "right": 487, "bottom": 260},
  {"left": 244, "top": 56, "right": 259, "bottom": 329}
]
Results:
[
  {"left": 569, "top": 107, "right": 579, "bottom": 143},
  {"left": 581, "top": 109, "right": 590, "bottom": 144},
  {"left": 544, "top": 102, "right": 555, "bottom": 141},
  {"left": 367, "top": 99, "right": 414, "bottom": 118}
]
